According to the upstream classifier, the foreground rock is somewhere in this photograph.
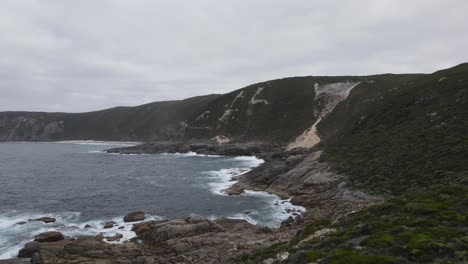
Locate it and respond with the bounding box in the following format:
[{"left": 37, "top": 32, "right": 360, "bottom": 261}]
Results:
[
  {"left": 34, "top": 231, "right": 64, "bottom": 243},
  {"left": 19, "top": 214, "right": 278, "bottom": 264},
  {"left": 103, "top": 221, "right": 116, "bottom": 229},
  {"left": 28, "top": 217, "right": 55, "bottom": 223},
  {"left": 123, "top": 211, "right": 145, "bottom": 222},
  {"left": 105, "top": 233, "right": 123, "bottom": 242}
]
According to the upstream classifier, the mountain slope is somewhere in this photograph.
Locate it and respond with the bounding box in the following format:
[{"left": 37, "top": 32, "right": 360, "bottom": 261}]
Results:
[
  {"left": 0, "top": 74, "right": 423, "bottom": 144},
  {"left": 0, "top": 94, "right": 219, "bottom": 141},
  {"left": 237, "top": 64, "right": 468, "bottom": 263}
]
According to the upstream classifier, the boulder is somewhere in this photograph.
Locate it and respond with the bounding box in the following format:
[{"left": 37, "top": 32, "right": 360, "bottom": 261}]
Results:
[
  {"left": 143, "top": 215, "right": 225, "bottom": 245},
  {"left": 63, "top": 236, "right": 109, "bottom": 255},
  {"left": 123, "top": 211, "right": 145, "bottom": 222},
  {"left": 17, "top": 241, "right": 41, "bottom": 258},
  {"left": 29, "top": 217, "right": 56, "bottom": 223},
  {"left": 105, "top": 233, "right": 123, "bottom": 242},
  {"left": 103, "top": 221, "right": 116, "bottom": 229},
  {"left": 133, "top": 220, "right": 168, "bottom": 237},
  {"left": 34, "top": 231, "right": 64, "bottom": 243},
  {"left": 18, "top": 239, "right": 73, "bottom": 258}
]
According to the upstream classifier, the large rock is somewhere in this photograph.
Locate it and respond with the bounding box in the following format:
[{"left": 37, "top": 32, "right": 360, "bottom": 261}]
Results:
[
  {"left": 18, "top": 239, "right": 72, "bottom": 258},
  {"left": 132, "top": 220, "right": 168, "bottom": 236},
  {"left": 143, "top": 214, "right": 225, "bottom": 245},
  {"left": 17, "top": 241, "right": 41, "bottom": 258},
  {"left": 29, "top": 217, "right": 56, "bottom": 223},
  {"left": 103, "top": 221, "right": 116, "bottom": 229},
  {"left": 34, "top": 231, "right": 64, "bottom": 243},
  {"left": 123, "top": 211, "right": 145, "bottom": 222},
  {"left": 105, "top": 233, "right": 123, "bottom": 242}
]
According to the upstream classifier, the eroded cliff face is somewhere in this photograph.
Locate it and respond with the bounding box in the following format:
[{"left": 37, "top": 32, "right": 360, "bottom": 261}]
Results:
[
  {"left": 0, "top": 113, "right": 65, "bottom": 141},
  {"left": 0, "top": 94, "right": 219, "bottom": 142}
]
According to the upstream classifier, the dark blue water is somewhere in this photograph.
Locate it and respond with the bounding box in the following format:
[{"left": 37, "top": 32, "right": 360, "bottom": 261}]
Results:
[{"left": 0, "top": 142, "right": 303, "bottom": 259}]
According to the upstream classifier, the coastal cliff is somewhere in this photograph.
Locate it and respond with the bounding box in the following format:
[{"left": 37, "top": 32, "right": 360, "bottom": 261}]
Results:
[{"left": 2, "top": 63, "right": 467, "bottom": 263}]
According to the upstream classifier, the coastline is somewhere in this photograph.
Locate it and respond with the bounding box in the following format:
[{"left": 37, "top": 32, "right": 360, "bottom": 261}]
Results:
[{"left": 2, "top": 141, "right": 377, "bottom": 263}]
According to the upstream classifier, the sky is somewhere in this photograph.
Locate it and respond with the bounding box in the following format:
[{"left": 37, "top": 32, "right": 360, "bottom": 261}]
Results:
[{"left": 1, "top": 0, "right": 467, "bottom": 112}]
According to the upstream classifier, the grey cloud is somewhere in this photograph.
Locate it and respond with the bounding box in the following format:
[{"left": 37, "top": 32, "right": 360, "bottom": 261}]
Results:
[{"left": 0, "top": 0, "right": 467, "bottom": 112}]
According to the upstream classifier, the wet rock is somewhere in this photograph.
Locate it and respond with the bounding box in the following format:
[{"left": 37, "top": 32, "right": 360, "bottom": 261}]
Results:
[
  {"left": 132, "top": 220, "right": 168, "bottom": 237},
  {"left": 123, "top": 211, "right": 145, "bottom": 222},
  {"left": 29, "top": 217, "right": 55, "bottom": 223},
  {"left": 34, "top": 231, "right": 64, "bottom": 243},
  {"left": 18, "top": 239, "right": 73, "bottom": 258},
  {"left": 224, "top": 184, "right": 244, "bottom": 195},
  {"left": 84, "top": 224, "right": 92, "bottom": 228},
  {"left": 105, "top": 233, "right": 123, "bottom": 242},
  {"left": 16, "top": 221, "right": 27, "bottom": 225},
  {"left": 63, "top": 236, "right": 110, "bottom": 255},
  {"left": 17, "top": 241, "right": 41, "bottom": 258},
  {"left": 103, "top": 221, "right": 116, "bottom": 229}
]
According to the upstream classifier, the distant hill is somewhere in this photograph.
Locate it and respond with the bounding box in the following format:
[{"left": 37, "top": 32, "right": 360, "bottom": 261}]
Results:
[
  {"left": 0, "top": 64, "right": 465, "bottom": 150},
  {"left": 0, "top": 71, "right": 428, "bottom": 144},
  {"left": 0, "top": 94, "right": 219, "bottom": 141}
]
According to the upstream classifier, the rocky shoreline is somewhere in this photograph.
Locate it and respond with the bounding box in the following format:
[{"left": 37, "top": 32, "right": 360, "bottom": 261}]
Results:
[{"left": 2, "top": 142, "right": 380, "bottom": 264}]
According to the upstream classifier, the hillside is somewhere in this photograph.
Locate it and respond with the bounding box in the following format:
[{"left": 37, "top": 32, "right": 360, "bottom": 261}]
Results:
[
  {"left": 237, "top": 64, "right": 468, "bottom": 263},
  {"left": 1, "top": 63, "right": 467, "bottom": 263},
  {"left": 0, "top": 95, "right": 219, "bottom": 142},
  {"left": 0, "top": 74, "right": 423, "bottom": 144}
]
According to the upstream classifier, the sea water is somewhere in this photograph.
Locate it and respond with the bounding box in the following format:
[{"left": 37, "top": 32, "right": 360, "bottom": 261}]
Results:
[{"left": 0, "top": 142, "right": 304, "bottom": 259}]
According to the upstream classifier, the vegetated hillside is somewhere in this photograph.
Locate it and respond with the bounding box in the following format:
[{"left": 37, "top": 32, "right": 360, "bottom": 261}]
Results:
[
  {"left": 0, "top": 94, "right": 219, "bottom": 141},
  {"left": 0, "top": 74, "right": 422, "bottom": 144},
  {"left": 238, "top": 64, "right": 468, "bottom": 263},
  {"left": 184, "top": 75, "right": 422, "bottom": 144}
]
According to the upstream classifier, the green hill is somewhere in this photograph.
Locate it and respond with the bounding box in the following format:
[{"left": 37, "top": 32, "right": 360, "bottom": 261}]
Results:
[{"left": 237, "top": 64, "right": 468, "bottom": 263}]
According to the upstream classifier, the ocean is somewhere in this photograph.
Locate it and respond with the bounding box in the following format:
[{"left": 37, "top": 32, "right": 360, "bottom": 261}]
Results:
[{"left": 0, "top": 141, "right": 304, "bottom": 259}]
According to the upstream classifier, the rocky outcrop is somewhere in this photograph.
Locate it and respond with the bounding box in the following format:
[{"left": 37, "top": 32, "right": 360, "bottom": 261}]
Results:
[
  {"left": 17, "top": 215, "right": 279, "bottom": 264},
  {"left": 34, "top": 231, "right": 64, "bottom": 243},
  {"left": 103, "top": 221, "right": 116, "bottom": 229},
  {"left": 105, "top": 233, "right": 123, "bottom": 242},
  {"left": 106, "top": 141, "right": 277, "bottom": 158},
  {"left": 124, "top": 211, "right": 145, "bottom": 222},
  {"left": 226, "top": 150, "right": 378, "bottom": 212},
  {"left": 142, "top": 214, "right": 225, "bottom": 245},
  {"left": 29, "top": 217, "right": 56, "bottom": 223}
]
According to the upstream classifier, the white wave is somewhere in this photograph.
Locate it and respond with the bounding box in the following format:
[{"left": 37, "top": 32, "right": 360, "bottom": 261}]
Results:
[
  {"left": 161, "top": 151, "right": 222, "bottom": 158},
  {"left": 0, "top": 211, "right": 162, "bottom": 259},
  {"left": 243, "top": 191, "right": 306, "bottom": 225},
  {"left": 204, "top": 167, "right": 251, "bottom": 195},
  {"left": 68, "top": 214, "right": 163, "bottom": 244},
  {"left": 54, "top": 140, "right": 140, "bottom": 146},
  {"left": 87, "top": 150, "right": 146, "bottom": 155},
  {"left": 202, "top": 155, "right": 305, "bottom": 227},
  {"left": 226, "top": 213, "right": 258, "bottom": 225},
  {"left": 203, "top": 155, "right": 264, "bottom": 196}
]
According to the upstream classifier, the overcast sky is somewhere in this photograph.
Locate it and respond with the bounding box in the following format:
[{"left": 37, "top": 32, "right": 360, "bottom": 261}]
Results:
[{"left": 1, "top": 0, "right": 467, "bottom": 112}]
